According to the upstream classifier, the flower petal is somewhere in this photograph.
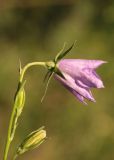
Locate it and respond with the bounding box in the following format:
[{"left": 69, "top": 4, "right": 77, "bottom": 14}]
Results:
[
  {"left": 82, "top": 68, "right": 104, "bottom": 88},
  {"left": 57, "top": 59, "right": 105, "bottom": 89},
  {"left": 54, "top": 73, "right": 96, "bottom": 103},
  {"left": 71, "top": 90, "right": 87, "bottom": 105},
  {"left": 54, "top": 74, "right": 86, "bottom": 103},
  {"left": 58, "top": 59, "right": 106, "bottom": 72}
]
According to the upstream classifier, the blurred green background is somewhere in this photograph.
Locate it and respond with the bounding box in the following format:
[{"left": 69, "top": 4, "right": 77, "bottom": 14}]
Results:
[{"left": 0, "top": 0, "right": 114, "bottom": 160}]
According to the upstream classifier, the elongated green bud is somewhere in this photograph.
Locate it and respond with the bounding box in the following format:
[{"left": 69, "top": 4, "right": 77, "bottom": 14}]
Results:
[
  {"left": 10, "top": 81, "right": 26, "bottom": 141},
  {"left": 14, "top": 80, "right": 26, "bottom": 115},
  {"left": 15, "top": 127, "right": 46, "bottom": 157},
  {"left": 15, "top": 88, "right": 25, "bottom": 116}
]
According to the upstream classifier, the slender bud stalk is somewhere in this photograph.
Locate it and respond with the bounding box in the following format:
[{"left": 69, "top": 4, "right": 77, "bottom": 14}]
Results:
[{"left": 19, "top": 62, "right": 46, "bottom": 82}]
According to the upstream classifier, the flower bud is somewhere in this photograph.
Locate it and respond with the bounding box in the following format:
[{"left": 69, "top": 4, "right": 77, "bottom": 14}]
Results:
[
  {"left": 15, "top": 89, "right": 25, "bottom": 116},
  {"left": 14, "top": 81, "right": 26, "bottom": 117},
  {"left": 16, "top": 127, "right": 46, "bottom": 156}
]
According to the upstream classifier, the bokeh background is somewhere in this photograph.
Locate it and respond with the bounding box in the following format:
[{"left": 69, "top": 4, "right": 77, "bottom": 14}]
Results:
[{"left": 0, "top": 0, "right": 114, "bottom": 160}]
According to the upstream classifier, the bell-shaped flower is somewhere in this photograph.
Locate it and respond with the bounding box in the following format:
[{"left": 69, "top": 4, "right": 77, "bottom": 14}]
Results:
[
  {"left": 54, "top": 59, "right": 106, "bottom": 104},
  {"left": 44, "top": 42, "right": 106, "bottom": 104}
]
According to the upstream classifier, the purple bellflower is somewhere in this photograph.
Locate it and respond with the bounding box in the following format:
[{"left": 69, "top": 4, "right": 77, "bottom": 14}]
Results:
[
  {"left": 45, "top": 43, "right": 106, "bottom": 104},
  {"left": 54, "top": 59, "right": 106, "bottom": 104}
]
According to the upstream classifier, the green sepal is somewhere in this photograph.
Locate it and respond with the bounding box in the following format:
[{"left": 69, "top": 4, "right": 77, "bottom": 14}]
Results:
[
  {"left": 54, "top": 67, "right": 65, "bottom": 79},
  {"left": 54, "top": 42, "right": 66, "bottom": 62},
  {"left": 41, "top": 71, "right": 54, "bottom": 102},
  {"left": 43, "top": 70, "right": 52, "bottom": 83},
  {"left": 54, "top": 41, "right": 75, "bottom": 62}
]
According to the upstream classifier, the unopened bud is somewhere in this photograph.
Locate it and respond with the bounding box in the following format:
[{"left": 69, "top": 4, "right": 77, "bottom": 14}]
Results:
[
  {"left": 16, "top": 127, "right": 46, "bottom": 156},
  {"left": 14, "top": 81, "right": 26, "bottom": 117}
]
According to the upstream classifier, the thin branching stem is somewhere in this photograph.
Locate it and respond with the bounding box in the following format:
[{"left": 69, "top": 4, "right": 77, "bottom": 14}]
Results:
[{"left": 3, "top": 61, "right": 46, "bottom": 160}]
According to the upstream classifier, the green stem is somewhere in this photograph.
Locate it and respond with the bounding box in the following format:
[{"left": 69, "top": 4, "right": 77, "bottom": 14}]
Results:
[
  {"left": 3, "top": 61, "right": 46, "bottom": 160},
  {"left": 13, "top": 154, "right": 17, "bottom": 160},
  {"left": 3, "top": 103, "right": 17, "bottom": 160},
  {"left": 19, "top": 62, "right": 46, "bottom": 82}
]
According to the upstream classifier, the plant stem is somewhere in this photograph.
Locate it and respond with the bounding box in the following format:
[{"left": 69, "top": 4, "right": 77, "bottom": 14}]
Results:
[
  {"left": 19, "top": 62, "right": 46, "bottom": 82},
  {"left": 3, "top": 102, "right": 17, "bottom": 160},
  {"left": 3, "top": 61, "right": 46, "bottom": 160}
]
